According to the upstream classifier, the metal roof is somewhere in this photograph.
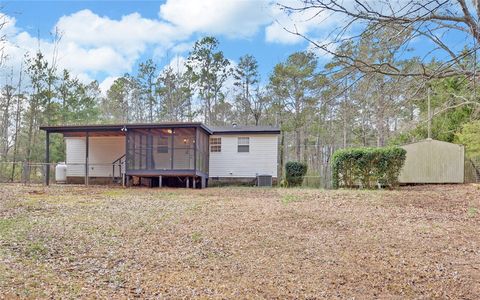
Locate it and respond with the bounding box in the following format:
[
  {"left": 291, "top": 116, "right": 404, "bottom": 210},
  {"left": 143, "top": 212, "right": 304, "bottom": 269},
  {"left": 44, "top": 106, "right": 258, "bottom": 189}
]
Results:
[
  {"left": 39, "top": 122, "right": 280, "bottom": 135},
  {"left": 39, "top": 122, "right": 212, "bottom": 134},
  {"left": 209, "top": 125, "right": 280, "bottom": 134}
]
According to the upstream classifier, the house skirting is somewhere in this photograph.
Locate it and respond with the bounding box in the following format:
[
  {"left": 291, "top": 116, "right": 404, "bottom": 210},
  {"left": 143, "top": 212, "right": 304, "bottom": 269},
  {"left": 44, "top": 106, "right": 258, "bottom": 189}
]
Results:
[
  {"left": 209, "top": 177, "right": 277, "bottom": 186},
  {"left": 64, "top": 176, "right": 277, "bottom": 187},
  {"left": 66, "top": 177, "right": 117, "bottom": 185}
]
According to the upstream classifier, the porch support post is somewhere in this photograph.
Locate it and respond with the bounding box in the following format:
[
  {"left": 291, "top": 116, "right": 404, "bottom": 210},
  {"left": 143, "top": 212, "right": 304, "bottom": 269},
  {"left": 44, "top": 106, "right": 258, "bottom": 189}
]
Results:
[
  {"left": 201, "top": 176, "right": 206, "bottom": 189},
  {"left": 45, "top": 131, "right": 50, "bottom": 186},
  {"left": 85, "top": 131, "right": 89, "bottom": 186},
  {"left": 159, "top": 175, "right": 162, "bottom": 188},
  {"left": 147, "top": 129, "right": 153, "bottom": 169},
  {"left": 186, "top": 177, "right": 189, "bottom": 188},
  {"left": 124, "top": 127, "right": 128, "bottom": 186},
  {"left": 171, "top": 128, "right": 174, "bottom": 170},
  {"left": 193, "top": 176, "right": 196, "bottom": 189},
  {"left": 194, "top": 127, "right": 197, "bottom": 172}
]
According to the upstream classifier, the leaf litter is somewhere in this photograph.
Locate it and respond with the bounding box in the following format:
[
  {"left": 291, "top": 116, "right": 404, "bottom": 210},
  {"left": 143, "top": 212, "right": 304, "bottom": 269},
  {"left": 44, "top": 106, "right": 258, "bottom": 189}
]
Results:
[{"left": 0, "top": 184, "right": 479, "bottom": 298}]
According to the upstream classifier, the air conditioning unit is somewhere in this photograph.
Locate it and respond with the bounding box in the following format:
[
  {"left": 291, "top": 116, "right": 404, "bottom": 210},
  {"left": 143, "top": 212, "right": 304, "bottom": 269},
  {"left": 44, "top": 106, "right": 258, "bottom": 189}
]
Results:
[{"left": 257, "top": 175, "right": 272, "bottom": 187}]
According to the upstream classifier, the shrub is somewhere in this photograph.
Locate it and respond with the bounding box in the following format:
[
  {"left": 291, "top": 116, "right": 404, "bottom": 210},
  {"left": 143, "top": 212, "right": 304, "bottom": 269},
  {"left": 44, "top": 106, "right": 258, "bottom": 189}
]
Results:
[
  {"left": 332, "top": 146, "right": 406, "bottom": 189},
  {"left": 285, "top": 161, "right": 308, "bottom": 187},
  {"left": 456, "top": 120, "right": 480, "bottom": 159}
]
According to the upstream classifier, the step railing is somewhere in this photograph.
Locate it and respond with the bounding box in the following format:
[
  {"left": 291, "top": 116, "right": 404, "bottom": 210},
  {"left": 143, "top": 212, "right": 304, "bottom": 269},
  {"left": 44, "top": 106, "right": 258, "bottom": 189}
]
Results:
[{"left": 112, "top": 154, "right": 126, "bottom": 183}]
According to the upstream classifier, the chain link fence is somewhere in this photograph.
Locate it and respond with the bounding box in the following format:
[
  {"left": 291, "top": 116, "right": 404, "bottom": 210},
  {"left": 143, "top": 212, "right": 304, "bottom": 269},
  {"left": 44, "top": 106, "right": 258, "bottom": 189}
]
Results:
[
  {"left": 0, "top": 162, "right": 52, "bottom": 184},
  {"left": 1, "top": 157, "right": 476, "bottom": 187},
  {"left": 465, "top": 157, "right": 480, "bottom": 183},
  {"left": 299, "top": 165, "right": 333, "bottom": 189},
  {"left": 0, "top": 162, "right": 125, "bottom": 185}
]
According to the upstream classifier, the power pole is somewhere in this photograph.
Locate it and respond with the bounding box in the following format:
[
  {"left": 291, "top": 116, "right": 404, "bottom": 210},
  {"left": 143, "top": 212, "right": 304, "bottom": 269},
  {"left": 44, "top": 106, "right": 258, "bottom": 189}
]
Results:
[{"left": 427, "top": 86, "right": 432, "bottom": 139}]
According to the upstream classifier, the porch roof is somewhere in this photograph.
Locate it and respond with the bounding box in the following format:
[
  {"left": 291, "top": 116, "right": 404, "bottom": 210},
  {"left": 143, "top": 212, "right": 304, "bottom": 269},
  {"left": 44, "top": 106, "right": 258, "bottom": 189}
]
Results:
[
  {"left": 39, "top": 122, "right": 281, "bottom": 135},
  {"left": 40, "top": 122, "right": 213, "bottom": 135}
]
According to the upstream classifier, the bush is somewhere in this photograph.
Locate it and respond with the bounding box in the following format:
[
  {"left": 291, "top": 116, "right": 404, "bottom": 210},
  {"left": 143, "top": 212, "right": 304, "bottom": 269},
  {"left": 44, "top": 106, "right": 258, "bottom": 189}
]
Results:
[
  {"left": 332, "top": 146, "right": 406, "bottom": 189},
  {"left": 285, "top": 161, "right": 308, "bottom": 187},
  {"left": 456, "top": 120, "right": 480, "bottom": 159}
]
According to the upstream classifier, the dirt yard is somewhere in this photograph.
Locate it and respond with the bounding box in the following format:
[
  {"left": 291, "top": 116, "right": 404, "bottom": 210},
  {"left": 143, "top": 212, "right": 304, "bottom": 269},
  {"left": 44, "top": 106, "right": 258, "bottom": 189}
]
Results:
[{"left": 0, "top": 184, "right": 479, "bottom": 298}]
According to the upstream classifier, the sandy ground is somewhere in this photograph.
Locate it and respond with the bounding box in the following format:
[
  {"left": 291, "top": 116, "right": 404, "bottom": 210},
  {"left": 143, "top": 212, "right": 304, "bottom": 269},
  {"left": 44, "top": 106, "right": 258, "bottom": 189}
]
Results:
[{"left": 0, "top": 184, "right": 479, "bottom": 299}]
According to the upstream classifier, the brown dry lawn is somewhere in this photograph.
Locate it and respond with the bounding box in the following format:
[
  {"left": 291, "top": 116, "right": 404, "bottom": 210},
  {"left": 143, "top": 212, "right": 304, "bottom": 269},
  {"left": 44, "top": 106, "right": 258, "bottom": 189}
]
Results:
[{"left": 0, "top": 184, "right": 479, "bottom": 299}]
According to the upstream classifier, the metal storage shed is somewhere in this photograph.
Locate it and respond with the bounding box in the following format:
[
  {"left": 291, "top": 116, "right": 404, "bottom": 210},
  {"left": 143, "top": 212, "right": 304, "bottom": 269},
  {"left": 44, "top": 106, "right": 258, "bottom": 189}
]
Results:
[{"left": 399, "top": 139, "right": 465, "bottom": 184}]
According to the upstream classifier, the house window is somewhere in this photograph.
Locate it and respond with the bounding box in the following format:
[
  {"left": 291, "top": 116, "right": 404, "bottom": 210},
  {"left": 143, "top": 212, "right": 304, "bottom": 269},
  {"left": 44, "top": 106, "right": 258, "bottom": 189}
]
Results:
[
  {"left": 157, "top": 136, "right": 169, "bottom": 153},
  {"left": 238, "top": 137, "right": 249, "bottom": 152},
  {"left": 210, "top": 137, "right": 221, "bottom": 152}
]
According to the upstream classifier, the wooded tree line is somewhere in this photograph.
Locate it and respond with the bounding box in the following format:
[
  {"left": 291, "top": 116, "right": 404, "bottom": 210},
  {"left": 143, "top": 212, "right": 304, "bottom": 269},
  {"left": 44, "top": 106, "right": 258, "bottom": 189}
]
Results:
[{"left": 1, "top": 0, "right": 480, "bottom": 181}]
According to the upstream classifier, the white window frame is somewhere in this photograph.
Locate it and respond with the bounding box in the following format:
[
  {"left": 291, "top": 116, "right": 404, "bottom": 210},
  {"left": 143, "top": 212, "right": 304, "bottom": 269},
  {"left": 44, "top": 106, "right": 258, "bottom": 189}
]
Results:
[
  {"left": 237, "top": 137, "right": 250, "bottom": 153},
  {"left": 210, "top": 137, "right": 221, "bottom": 152}
]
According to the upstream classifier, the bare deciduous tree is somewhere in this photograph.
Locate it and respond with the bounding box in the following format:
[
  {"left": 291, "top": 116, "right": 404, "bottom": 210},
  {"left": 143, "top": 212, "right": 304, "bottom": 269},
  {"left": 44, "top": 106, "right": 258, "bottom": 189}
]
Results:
[{"left": 280, "top": 0, "right": 480, "bottom": 79}]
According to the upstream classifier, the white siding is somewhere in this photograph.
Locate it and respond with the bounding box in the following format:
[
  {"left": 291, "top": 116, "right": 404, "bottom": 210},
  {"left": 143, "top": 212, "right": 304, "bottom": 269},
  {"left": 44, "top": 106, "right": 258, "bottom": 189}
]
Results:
[
  {"left": 65, "top": 138, "right": 86, "bottom": 177},
  {"left": 209, "top": 134, "right": 278, "bottom": 178},
  {"left": 65, "top": 137, "right": 125, "bottom": 177}
]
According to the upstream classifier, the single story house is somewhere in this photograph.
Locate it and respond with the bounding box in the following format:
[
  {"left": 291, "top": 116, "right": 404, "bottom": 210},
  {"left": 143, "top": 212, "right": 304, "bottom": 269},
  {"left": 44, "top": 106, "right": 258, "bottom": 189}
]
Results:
[{"left": 40, "top": 122, "right": 280, "bottom": 188}]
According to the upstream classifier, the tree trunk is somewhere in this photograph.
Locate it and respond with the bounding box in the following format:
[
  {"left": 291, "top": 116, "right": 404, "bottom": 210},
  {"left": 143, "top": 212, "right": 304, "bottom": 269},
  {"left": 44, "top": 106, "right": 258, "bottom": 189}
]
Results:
[
  {"left": 11, "top": 69, "right": 23, "bottom": 181},
  {"left": 295, "top": 129, "right": 301, "bottom": 161},
  {"left": 1, "top": 87, "right": 12, "bottom": 160}
]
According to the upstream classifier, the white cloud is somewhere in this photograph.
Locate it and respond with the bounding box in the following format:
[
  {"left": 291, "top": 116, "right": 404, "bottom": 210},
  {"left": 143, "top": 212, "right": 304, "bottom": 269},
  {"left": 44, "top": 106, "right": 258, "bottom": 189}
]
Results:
[
  {"left": 165, "top": 55, "right": 188, "bottom": 74},
  {"left": 264, "top": 0, "right": 428, "bottom": 45},
  {"left": 265, "top": 0, "right": 339, "bottom": 44},
  {"left": 56, "top": 10, "right": 187, "bottom": 56},
  {"left": 159, "top": 0, "right": 272, "bottom": 38},
  {"left": 3, "top": 27, "right": 130, "bottom": 79},
  {"left": 0, "top": 0, "right": 332, "bottom": 87},
  {"left": 170, "top": 42, "right": 194, "bottom": 54},
  {"left": 54, "top": 9, "right": 191, "bottom": 75},
  {"left": 0, "top": 2, "right": 281, "bottom": 83},
  {"left": 75, "top": 73, "right": 96, "bottom": 85},
  {"left": 0, "top": 9, "right": 193, "bottom": 84},
  {"left": 99, "top": 76, "right": 118, "bottom": 95}
]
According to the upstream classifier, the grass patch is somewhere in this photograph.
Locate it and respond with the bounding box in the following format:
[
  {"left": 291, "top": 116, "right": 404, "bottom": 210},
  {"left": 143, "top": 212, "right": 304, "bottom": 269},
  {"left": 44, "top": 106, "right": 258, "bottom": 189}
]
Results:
[
  {"left": 281, "top": 194, "right": 301, "bottom": 204},
  {"left": 102, "top": 189, "right": 127, "bottom": 197},
  {"left": 0, "top": 217, "right": 18, "bottom": 235},
  {"left": 191, "top": 231, "right": 203, "bottom": 243},
  {"left": 0, "top": 217, "right": 31, "bottom": 241},
  {"left": 467, "top": 207, "right": 478, "bottom": 218},
  {"left": 7, "top": 196, "right": 43, "bottom": 210},
  {"left": 24, "top": 241, "right": 48, "bottom": 259}
]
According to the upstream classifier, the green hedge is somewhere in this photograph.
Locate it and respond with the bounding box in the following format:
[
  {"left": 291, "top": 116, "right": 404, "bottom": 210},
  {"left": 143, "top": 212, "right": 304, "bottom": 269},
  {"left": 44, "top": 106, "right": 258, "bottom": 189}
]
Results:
[
  {"left": 285, "top": 161, "right": 308, "bottom": 187},
  {"left": 332, "top": 147, "right": 406, "bottom": 189}
]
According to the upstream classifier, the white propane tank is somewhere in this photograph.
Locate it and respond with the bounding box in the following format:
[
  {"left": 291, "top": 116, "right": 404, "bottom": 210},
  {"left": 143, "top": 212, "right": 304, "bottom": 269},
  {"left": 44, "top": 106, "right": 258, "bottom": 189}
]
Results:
[{"left": 55, "top": 162, "right": 67, "bottom": 184}]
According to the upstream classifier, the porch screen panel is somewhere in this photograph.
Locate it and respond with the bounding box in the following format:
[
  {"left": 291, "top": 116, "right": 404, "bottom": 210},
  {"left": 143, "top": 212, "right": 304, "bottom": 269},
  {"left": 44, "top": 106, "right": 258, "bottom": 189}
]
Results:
[
  {"left": 127, "top": 129, "right": 149, "bottom": 170},
  {"left": 196, "top": 130, "right": 209, "bottom": 174},
  {"left": 127, "top": 127, "right": 198, "bottom": 171},
  {"left": 173, "top": 128, "right": 195, "bottom": 170},
  {"left": 151, "top": 128, "right": 172, "bottom": 170}
]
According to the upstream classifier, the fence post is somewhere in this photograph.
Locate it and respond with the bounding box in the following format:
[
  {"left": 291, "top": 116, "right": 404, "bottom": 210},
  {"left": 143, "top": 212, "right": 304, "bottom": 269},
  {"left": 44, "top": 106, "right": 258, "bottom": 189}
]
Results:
[
  {"left": 22, "top": 161, "right": 28, "bottom": 185},
  {"left": 85, "top": 132, "right": 89, "bottom": 186},
  {"left": 45, "top": 131, "right": 50, "bottom": 186}
]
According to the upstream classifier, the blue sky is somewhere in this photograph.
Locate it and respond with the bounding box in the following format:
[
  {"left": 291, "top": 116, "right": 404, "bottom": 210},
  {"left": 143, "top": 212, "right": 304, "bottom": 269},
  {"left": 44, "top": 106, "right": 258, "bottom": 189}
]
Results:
[
  {"left": 1, "top": 0, "right": 322, "bottom": 90},
  {"left": 0, "top": 0, "right": 471, "bottom": 93}
]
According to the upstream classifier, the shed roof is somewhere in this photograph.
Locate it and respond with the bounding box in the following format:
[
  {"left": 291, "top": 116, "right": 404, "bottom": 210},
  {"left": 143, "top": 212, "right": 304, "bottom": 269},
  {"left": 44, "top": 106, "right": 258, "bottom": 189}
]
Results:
[{"left": 401, "top": 138, "right": 464, "bottom": 148}]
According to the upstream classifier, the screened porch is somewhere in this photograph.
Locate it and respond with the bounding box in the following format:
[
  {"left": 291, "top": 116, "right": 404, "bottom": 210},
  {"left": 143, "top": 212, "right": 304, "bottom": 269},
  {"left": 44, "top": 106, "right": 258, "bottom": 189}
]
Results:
[
  {"left": 125, "top": 126, "right": 209, "bottom": 178},
  {"left": 40, "top": 123, "right": 211, "bottom": 188}
]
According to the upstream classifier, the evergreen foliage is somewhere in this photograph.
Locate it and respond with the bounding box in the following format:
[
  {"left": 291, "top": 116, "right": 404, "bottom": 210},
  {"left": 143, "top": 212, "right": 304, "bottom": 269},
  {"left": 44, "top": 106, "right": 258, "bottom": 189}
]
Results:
[
  {"left": 285, "top": 161, "right": 308, "bottom": 187},
  {"left": 332, "top": 147, "right": 406, "bottom": 189}
]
